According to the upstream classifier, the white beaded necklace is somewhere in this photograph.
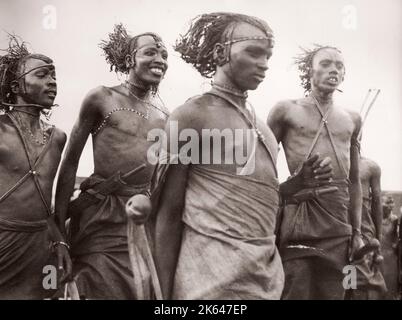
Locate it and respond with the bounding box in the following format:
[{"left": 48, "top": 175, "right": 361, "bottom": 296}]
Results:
[
  {"left": 92, "top": 107, "right": 149, "bottom": 136},
  {"left": 124, "top": 81, "right": 168, "bottom": 117},
  {"left": 13, "top": 111, "right": 47, "bottom": 145}
]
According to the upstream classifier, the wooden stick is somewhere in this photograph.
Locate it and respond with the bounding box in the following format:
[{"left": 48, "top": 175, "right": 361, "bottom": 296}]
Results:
[
  {"left": 359, "top": 89, "right": 372, "bottom": 115},
  {"left": 358, "top": 89, "right": 380, "bottom": 140},
  {"left": 65, "top": 281, "right": 80, "bottom": 300},
  {"left": 122, "top": 163, "right": 147, "bottom": 180},
  {"left": 362, "top": 89, "right": 380, "bottom": 125}
]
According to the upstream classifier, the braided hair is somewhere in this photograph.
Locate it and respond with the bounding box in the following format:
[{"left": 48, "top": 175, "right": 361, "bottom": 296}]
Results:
[
  {"left": 294, "top": 44, "right": 343, "bottom": 93},
  {"left": 0, "top": 34, "right": 31, "bottom": 105},
  {"left": 174, "top": 12, "right": 273, "bottom": 78},
  {"left": 0, "top": 34, "right": 53, "bottom": 106},
  {"left": 99, "top": 23, "right": 163, "bottom": 74}
]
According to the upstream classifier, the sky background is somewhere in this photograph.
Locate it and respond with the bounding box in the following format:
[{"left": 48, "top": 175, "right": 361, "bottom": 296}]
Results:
[{"left": 1, "top": 0, "right": 401, "bottom": 190}]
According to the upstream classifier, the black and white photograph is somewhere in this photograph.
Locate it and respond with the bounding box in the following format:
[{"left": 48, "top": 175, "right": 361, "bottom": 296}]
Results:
[{"left": 0, "top": 0, "right": 401, "bottom": 304}]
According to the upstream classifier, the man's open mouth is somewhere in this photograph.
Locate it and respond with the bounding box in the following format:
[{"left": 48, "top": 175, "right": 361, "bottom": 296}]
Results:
[
  {"left": 150, "top": 67, "right": 164, "bottom": 76},
  {"left": 327, "top": 77, "right": 338, "bottom": 85},
  {"left": 46, "top": 90, "right": 57, "bottom": 98}
]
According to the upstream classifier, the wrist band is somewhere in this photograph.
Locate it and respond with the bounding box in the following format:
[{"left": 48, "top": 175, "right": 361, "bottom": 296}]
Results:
[
  {"left": 352, "top": 228, "right": 362, "bottom": 236},
  {"left": 52, "top": 241, "right": 70, "bottom": 251}
]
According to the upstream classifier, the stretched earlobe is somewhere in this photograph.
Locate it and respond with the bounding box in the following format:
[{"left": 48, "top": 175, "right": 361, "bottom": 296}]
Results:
[
  {"left": 125, "top": 54, "right": 135, "bottom": 69},
  {"left": 10, "top": 80, "right": 19, "bottom": 94},
  {"left": 213, "top": 43, "right": 229, "bottom": 66}
]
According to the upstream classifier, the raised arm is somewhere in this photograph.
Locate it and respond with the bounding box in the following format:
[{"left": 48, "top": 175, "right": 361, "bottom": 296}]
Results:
[
  {"left": 369, "top": 162, "right": 383, "bottom": 241},
  {"left": 54, "top": 87, "right": 103, "bottom": 236}
]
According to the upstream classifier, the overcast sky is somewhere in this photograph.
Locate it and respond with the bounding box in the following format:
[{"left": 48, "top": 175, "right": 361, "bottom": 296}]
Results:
[{"left": 1, "top": 0, "right": 401, "bottom": 190}]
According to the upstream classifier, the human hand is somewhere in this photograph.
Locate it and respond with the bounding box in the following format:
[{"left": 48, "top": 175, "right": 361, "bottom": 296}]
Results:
[
  {"left": 126, "top": 194, "right": 152, "bottom": 225},
  {"left": 298, "top": 153, "right": 333, "bottom": 189},
  {"left": 54, "top": 243, "right": 73, "bottom": 284}
]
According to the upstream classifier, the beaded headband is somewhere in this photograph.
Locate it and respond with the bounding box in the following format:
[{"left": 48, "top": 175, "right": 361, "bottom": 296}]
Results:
[
  {"left": 223, "top": 36, "right": 275, "bottom": 48},
  {"left": 16, "top": 63, "right": 55, "bottom": 80},
  {"left": 131, "top": 40, "right": 167, "bottom": 55}
]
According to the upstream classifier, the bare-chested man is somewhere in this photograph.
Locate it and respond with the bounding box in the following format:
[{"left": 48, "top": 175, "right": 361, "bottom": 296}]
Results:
[
  {"left": 346, "top": 157, "right": 386, "bottom": 299},
  {"left": 154, "top": 13, "right": 332, "bottom": 300},
  {"left": 0, "top": 35, "right": 71, "bottom": 299},
  {"left": 268, "top": 45, "right": 364, "bottom": 299},
  {"left": 55, "top": 24, "right": 169, "bottom": 299}
]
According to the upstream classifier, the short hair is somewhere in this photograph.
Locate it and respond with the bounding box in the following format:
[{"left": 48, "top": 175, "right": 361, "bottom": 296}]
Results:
[
  {"left": 99, "top": 23, "right": 163, "bottom": 74},
  {"left": 0, "top": 34, "right": 53, "bottom": 104},
  {"left": 174, "top": 12, "right": 273, "bottom": 78},
  {"left": 294, "top": 44, "right": 343, "bottom": 93}
]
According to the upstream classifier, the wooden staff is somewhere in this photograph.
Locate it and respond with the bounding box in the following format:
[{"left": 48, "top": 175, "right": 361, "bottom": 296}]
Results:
[
  {"left": 359, "top": 88, "right": 372, "bottom": 114},
  {"left": 358, "top": 88, "right": 381, "bottom": 140}
]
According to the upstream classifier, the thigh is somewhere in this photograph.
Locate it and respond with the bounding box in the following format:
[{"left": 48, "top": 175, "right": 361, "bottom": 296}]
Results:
[
  {"left": 313, "top": 259, "right": 346, "bottom": 300},
  {"left": 282, "top": 258, "right": 314, "bottom": 300}
]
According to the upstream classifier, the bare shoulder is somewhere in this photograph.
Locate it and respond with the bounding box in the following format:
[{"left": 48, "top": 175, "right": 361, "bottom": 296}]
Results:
[
  {"left": 344, "top": 108, "right": 362, "bottom": 126},
  {"left": 365, "top": 158, "right": 381, "bottom": 176},
  {"left": 169, "top": 95, "right": 211, "bottom": 132},
  {"left": 269, "top": 99, "right": 295, "bottom": 118},
  {"left": 52, "top": 126, "right": 67, "bottom": 144},
  {"left": 43, "top": 124, "right": 66, "bottom": 150},
  {"left": 80, "top": 85, "right": 112, "bottom": 113}
]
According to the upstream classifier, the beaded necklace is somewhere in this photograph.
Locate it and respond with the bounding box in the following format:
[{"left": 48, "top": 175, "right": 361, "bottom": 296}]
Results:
[
  {"left": 92, "top": 107, "right": 149, "bottom": 136},
  {"left": 13, "top": 111, "right": 47, "bottom": 145},
  {"left": 124, "top": 81, "right": 168, "bottom": 117},
  {"left": 211, "top": 81, "right": 248, "bottom": 99}
]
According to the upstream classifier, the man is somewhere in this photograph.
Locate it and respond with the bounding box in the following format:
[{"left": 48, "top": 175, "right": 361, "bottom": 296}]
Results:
[
  {"left": 267, "top": 45, "right": 364, "bottom": 299},
  {"left": 154, "top": 13, "right": 332, "bottom": 300},
  {"left": 55, "top": 24, "right": 169, "bottom": 299},
  {"left": 346, "top": 157, "right": 386, "bottom": 299},
  {"left": 0, "top": 35, "right": 71, "bottom": 299},
  {"left": 381, "top": 195, "right": 399, "bottom": 299}
]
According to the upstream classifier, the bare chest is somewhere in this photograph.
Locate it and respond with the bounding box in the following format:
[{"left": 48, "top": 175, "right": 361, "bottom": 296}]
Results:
[
  {"left": 0, "top": 129, "right": 60, "bottom": 183},
  {"left": 286, "top": 106, "right": 355, "bottom": 144},
  {"left": 95, "top": 106, "right": 167, "bottom": 139},
  {"left": 199, "top": 106, "right": 278, "bottom": 173}
]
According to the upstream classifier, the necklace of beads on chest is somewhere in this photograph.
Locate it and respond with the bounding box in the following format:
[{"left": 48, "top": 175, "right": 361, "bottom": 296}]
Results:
[
  {"left": 124, "top": 81, "right": 168, "bottom": 117},
  {"left": 13, "top": 110, "right": 47, "bottom": 145}
]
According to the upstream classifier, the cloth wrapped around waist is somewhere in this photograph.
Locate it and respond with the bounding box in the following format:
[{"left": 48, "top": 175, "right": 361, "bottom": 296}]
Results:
[
  {"left": 279, "top": 179, "right": 352, "bottom": 243},
  {"left": 0, "top": 216, "right": 47, "bottom": 232},
  {"left": 173, "top": 166, "right": 284, "bottom": 299},
  {"left": 0, "top": 216, "right": 50, "bottom": 299},
  {"left": 70, "top": 173, "right": 149, "bottom": 256},
  {"left": 278, "top": 179, "right": 352, "bottom": 266}
]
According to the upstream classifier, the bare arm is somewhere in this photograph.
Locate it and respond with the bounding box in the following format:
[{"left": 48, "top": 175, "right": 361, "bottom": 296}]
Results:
[
  {"left": 49, "top": 130, "right": 68, "bottom": 241},
  {"left": 154, "top": 105, "right": 198, "bottom": 299},
  {"left": 369, "top": 163, "right": 383, "bottom": 241},
  {"left": 349, "top": 113, "right": 363, "bottom": 234},
  {"left": 267, "top": 101, "right": 287, "bottom": 143},
  {"left": 46, "top": 130, "right": 73, "bottom": 282},
  {"left": 154, "top": 163, "right": 189, "bottom": 299},
  {"left": 54, "top": 87, "right": 102, "bottom": 235}
]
